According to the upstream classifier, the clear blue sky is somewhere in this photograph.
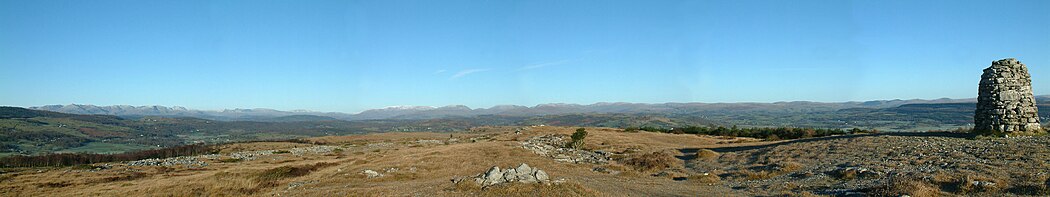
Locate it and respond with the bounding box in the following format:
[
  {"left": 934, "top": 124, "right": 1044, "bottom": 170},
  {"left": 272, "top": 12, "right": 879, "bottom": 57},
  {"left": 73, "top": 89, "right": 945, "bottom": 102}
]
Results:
[{"left": 1, "top": 0, "right": 1048, "bottom": 113}]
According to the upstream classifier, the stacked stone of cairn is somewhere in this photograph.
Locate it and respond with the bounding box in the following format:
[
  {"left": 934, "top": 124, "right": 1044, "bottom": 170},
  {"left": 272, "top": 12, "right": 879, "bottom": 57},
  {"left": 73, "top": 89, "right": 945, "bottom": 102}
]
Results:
[{"left": 974, "top": 58, "right": 1043, "bottom": 134}]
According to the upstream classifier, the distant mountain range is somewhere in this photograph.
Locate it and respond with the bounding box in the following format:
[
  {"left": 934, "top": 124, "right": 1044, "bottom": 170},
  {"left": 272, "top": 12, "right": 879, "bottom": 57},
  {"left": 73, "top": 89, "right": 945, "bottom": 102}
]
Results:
[
  {"left": 3, "top": 96, "right": 1048, "bottom": 156},
  {"left": 29, "top": 104, "right": 352, "bottom": 121},
  {"left": 24, "top": 96, "right": 1026, "bottom": 122}
]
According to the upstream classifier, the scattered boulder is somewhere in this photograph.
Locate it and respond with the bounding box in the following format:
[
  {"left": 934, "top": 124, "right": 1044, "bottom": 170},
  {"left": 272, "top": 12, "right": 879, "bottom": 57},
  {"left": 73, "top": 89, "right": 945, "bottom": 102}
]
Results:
[
  {"left": 970, "top": 180, "right": 996, "bottom": 188},
  {"left": 534, "top": 169, "right": 549, "bottom": 182},
  {"left": 362, "top": 170, "right": 383, "bottom": 178},
  {"left": 652, "top": 168, "right": 689, "bottom": 180},
  {"left": 832, "top": 167, "right": 882, "bottom": 179},
  {"left": 464, "top": 163, "right": 552, "bottom": 187},
  {"left": 126, "top": 157, "right": 207, "bottom": 167},
  {"left": 516, "top": 163, "right": 537, "bottom": 183},
  {"left": 480, "top": 167, "right": 503, "bottom": 185},
  {"left": 592, "top": 167, "right": 621, "bottom": 175},
  {"left": 963, "top": 180, "right": 1001, "bottom": 192}
]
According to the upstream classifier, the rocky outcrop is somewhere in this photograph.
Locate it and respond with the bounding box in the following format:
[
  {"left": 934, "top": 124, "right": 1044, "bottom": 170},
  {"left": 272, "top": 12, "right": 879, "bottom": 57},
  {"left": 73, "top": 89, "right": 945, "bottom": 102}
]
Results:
[
  {"left": 465, "top": 163, "right": 550, "bottom": 187},
  {"left": 975, "top": 58, "right": 1043, "bottom": 134},
  {"left": 521, "top": 134, "right": 610, "bottom": 164},
  {"left": 126, "top": 156, "right": 208, "bottom": 167},
  {"left": 124, "top": 146, "right": 337, "bottom": 167}
]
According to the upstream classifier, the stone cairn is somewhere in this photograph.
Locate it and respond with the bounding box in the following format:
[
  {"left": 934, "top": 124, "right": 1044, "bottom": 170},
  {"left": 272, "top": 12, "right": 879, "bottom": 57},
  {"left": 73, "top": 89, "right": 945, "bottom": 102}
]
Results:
[{"left": 975, "top": 58, "right": 1042, "bottom": 134}]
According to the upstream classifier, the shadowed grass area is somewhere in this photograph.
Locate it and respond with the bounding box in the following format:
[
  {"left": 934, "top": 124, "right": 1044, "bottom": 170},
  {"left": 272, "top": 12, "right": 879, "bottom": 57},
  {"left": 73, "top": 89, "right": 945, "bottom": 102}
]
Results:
[{"left": 870, "top": 177, "right": 944, "bottom": 197}]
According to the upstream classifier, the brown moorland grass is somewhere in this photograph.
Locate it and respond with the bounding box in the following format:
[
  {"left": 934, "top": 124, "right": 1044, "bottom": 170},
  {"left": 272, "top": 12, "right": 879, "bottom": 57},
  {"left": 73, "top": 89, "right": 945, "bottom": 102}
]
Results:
[{"left": 0, "top": 126, "right": 753, "bottom": 196}]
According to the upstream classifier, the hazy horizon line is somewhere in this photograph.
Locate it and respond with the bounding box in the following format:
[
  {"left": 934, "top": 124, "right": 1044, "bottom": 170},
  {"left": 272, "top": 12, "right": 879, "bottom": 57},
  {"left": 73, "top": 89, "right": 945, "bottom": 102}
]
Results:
[{"left": 8, "top": 95, "right": 1017, "bottom": 114}]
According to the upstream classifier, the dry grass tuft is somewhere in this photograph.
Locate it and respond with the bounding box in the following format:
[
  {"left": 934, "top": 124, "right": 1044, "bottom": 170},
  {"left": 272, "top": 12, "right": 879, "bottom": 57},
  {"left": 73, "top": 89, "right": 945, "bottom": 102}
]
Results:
[
  {"left": 0, "top": 174, "right": 12, "bottom": 183},
  {"left": 731, "top": 161, "right": 803, "bottom": 181},
  {"left": 37, "top": 182, "right": 71, "bottom": 188},
  {"left": 619, "top": 150, "right": 681, "bottom": 173},
  {"left": 695, "top": 149, "right": 720, "bottom": 161},
  {"left": 209, "top": 171, "right": 264, "bottom": 195},
  {"left": 451, "top": 179, "right": 483, "bottom": 192},
  {"left": 688, "top": 173, "right": 721, "bottom": 184},
  {"left": 773, "top": 191, "right": 827, "bottom": 197},
  {"left": 870, "top": 177, "right": 943, "bottom": 197},
  {"left": 256, "top": 162, "right": 336, "bottom": 181},
  {"left": 737, "top": 169, "right": 777, "bottom": 180},
  {"left": 94, "top": 172, "right": 147, "bottom": 183},
  {"left": 774, "top": 161, "right": 803, "bottom": 172},
  {"left": 954, "top": 175, "right": 1005, "bottom": 194},
  {"left": 794, "top": 191, "right": 827, "bottom": 197}
]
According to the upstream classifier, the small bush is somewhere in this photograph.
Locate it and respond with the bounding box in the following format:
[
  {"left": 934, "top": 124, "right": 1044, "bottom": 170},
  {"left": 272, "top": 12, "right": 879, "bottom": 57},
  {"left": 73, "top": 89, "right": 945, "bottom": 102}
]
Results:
[
  {"left": 567, "top": 128, "right": 587, "bottom": 149},
  {"left": 623, "top": 127, "right": 640, "bottom": 133},
  {"left": 774, "top": 161, "right": 803, "bottom": 173},
  {"left": 695, "top": 149, "right": 720, "bottom": 161}
]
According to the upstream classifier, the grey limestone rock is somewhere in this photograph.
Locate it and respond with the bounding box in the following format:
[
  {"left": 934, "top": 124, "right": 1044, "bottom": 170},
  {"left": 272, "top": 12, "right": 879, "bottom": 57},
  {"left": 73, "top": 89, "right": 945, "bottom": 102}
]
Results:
[{"left": 470, "top": 163, "right": 551, "bottom": 187}]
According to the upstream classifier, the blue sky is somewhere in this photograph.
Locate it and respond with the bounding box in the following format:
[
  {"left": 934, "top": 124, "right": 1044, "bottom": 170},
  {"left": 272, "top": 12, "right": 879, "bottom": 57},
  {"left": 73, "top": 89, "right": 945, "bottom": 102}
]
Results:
[{"left": 1, "top": 0, "right": 1048, "bottom": 113}]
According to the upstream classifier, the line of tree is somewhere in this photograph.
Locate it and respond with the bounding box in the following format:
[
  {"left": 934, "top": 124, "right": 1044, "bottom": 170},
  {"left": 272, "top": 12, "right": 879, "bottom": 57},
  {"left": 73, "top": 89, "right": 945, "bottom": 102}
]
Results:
[
  {"left": 0, "top": 138, "right": 322, "bottom": 168},
  {"left": 623, "top": 125, "right": 876, "bottom": 140},
  {"left": 0, "top": 143, "right": 216, "bottom": 168}
]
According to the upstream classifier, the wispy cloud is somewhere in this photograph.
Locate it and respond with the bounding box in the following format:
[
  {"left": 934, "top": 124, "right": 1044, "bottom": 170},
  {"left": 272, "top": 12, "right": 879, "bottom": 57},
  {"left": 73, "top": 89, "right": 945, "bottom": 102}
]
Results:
[
  {"left": 433, "top": 69, "right": 447, "bottom": 74},
  {"left": 450, "top": 68, "right": 490, "bottom": 79},
  {"left": 518, "top": 59, "right": 571, "bottom": 71}
]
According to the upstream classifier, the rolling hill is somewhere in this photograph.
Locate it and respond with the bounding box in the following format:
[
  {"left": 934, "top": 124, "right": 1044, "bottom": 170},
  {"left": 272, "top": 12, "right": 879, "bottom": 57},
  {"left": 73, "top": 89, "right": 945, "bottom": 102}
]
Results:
[{"left": 5, "top": 97, "right": 1049, "bottom": 157}]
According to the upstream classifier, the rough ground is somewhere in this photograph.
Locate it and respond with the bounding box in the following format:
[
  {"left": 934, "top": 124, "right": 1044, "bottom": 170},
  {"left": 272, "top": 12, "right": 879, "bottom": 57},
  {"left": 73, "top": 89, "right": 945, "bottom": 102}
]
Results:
[
  {"left": 1, "top": 127, "right": 1048, "bottom": 196},
  {"left": 682, "top": 132, "right": 1050, "bottom": 196}
]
